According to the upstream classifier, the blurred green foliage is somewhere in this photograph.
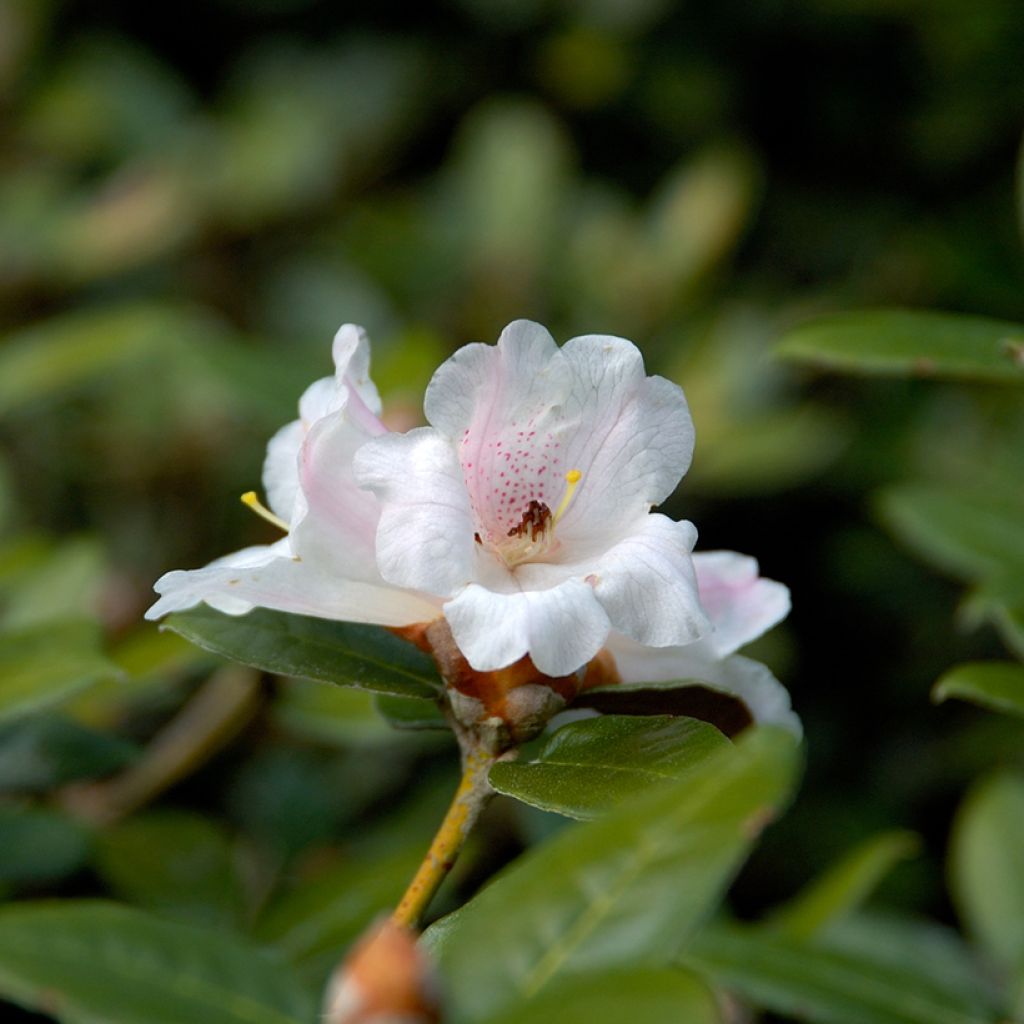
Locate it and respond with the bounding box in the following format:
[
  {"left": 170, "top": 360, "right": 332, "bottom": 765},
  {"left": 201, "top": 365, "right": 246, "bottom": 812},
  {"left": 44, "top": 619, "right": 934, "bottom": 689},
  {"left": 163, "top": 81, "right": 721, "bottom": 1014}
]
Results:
[{"left": 1, "top": 0, "right": 1024, "bottom": 1021}]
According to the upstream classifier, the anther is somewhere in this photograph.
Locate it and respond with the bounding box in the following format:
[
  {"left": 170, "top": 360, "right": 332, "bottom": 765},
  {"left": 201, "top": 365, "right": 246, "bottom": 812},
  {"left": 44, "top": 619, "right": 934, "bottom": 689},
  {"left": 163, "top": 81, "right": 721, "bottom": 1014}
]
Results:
[
  {"left": 240, "top": 491, "right": 290, "bottom": 533},
  {"left": 552, "top": 469, "right": 582, "bottom": 524}
]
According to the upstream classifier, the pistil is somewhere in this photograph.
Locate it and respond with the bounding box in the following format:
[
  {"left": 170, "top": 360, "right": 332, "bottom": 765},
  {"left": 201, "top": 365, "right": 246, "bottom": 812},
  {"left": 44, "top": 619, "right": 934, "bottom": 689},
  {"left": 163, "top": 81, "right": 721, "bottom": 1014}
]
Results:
[{"left": 493, "top": 469, "right": 582, "bottom": 567}]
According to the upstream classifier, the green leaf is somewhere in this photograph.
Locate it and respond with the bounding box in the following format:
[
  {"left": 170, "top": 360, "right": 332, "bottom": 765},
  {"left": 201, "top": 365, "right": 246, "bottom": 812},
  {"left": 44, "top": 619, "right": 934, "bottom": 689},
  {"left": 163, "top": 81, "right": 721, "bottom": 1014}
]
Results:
[
  {"left": 767, "top": 830, "right": 919, "bottom": 939},
  {"left": 0, "top": 535, "right": 107, "bottom": 630},
  {"left": 964, "top": 577, "right": 1024, "bottom": 662},
  {"left": 271, "top": 679, "right": 396, "bottom": 746},
  {"left": 0, "top": 304, "right": 175, "bottom": 417},
  {"left": 111, "top": 625, "right": 214, "bottom": 683},
  {"left": 1017, "top": 132, "right": 1024, "bottom": 242},
  {"left": 950, "top": 772, "right": 1024, "bottom": 990},
  {"left": 776, "top": 310, "right": 1024, "bottom": 384},
  {"left": 0, "top": 713, "right": 137, "bottom": 793},
  {"left": 0, "top": 619, "right": 122, "bottom": 723},
  {"left": 164, "top": 606, "right": 441, "bottom": 698},
  {"left": 255, "top": 848, "right": 424, "bottom": 987},
  {"left": 0, "top": 901, "right": 314, "bottom": 1024},
  {"left": 454, "top": 98, "right": 569, "bottom": 271},
  {"left": 0, "top": 807, "right": 92, "bottom": 886},
  {"left": 94, "top": 812, "right": 244, "bottom": 929},
  {"left": 0, "top": 456, "right": 13, "bottom": 534},
  {"left": 489, "top": 714, "right": 731, "bottom": 819},
  {"left": 877, "top": 484, "right": 1024, "bottom": 581},
  {"left": 425, "top": 727, "right": 800, "bottom": 1021},
  {"left": 477, "top": 968, "right": 721, "bottom": 1024},
  {"left": 685, "top": 914, "right": 1002, "bottom": 1024},
  {"left": 933, "top": 662, "right": 1024, "bottom": 718},
  {"left": 994, "top": 603, "right": 1024, "bottom": 662},
  {"left": 687, "top": 404, "right": 849, "bottom": 497},
  {"left": 373, "top": 693, "right": 448, "bottom": 731}
]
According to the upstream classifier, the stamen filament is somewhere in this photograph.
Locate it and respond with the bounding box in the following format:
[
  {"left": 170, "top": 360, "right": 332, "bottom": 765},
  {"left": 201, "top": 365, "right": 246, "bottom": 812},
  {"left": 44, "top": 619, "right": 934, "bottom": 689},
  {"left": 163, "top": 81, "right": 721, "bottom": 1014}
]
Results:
[
  {"left": 553, "top": 469, "right": 582, "bottom": 524},
  {"left": 240, "top": 491, "right": 290, "bottom": 533}
]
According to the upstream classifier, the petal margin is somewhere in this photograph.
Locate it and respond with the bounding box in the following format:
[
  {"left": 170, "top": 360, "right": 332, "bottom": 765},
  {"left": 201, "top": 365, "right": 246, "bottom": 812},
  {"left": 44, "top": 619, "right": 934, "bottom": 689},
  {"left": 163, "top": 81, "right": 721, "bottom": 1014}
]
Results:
[
  {"left": 262, "top": 420, "right": 305, "bottom": 523},
  {"left": 146, "top": 540, "right": 440, "bottom": 627},
  {"left": 693, "top": 550, "right": 791, "bottom": 658},
  {"left": 603, "top": 633, "right": 801, "bottom": 736},
  {"left": 588, "top": 514, "right": 708, "bottom": 647},
  {"left": 444, "top": 576, "right": 612, "bottom": 677},
  {"left": 555, "top": 334, "right": 695, "bottom": 544}
]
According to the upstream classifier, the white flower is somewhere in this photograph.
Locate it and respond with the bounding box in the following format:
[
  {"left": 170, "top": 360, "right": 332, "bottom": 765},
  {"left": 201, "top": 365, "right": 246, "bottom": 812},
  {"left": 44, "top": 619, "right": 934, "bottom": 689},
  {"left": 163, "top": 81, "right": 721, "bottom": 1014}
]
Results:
[
  {"left": 351, "top": 320, "right": 708, "bottom": 676},
  {"left": 602, "top": 550, "right": 801, "bottom": 735},
  {"left": 148, "top": 320, "right": 755, "bottom": 684}
]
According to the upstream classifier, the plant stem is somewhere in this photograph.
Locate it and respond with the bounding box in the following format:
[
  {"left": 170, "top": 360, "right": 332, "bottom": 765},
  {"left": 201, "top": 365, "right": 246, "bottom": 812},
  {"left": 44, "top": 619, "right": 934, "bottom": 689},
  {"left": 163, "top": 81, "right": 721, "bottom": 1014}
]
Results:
[
  {"left": 60, "top": 665, "right": 260, "bottom": 826},
  {"left": 391, "top": 743, "right": 496, "bottom": 929}
]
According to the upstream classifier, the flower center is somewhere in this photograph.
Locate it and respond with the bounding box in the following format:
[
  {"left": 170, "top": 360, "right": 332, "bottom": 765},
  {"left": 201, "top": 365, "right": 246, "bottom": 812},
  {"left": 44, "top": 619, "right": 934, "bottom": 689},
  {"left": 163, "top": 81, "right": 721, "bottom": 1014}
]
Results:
[{"left": 484, "top": 469, "right": 581, "bottom": 567}]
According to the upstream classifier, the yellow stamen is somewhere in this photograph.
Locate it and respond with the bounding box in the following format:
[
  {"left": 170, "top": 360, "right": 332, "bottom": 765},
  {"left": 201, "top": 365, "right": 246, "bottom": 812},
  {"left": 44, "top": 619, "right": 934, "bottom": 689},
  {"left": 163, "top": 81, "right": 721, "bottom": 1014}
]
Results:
[
  {"left": 553, "top": 468, "right": 582, "bottom": 524},
  {"left": 240, "top": 491, "right": 290, "bottom": 533}
]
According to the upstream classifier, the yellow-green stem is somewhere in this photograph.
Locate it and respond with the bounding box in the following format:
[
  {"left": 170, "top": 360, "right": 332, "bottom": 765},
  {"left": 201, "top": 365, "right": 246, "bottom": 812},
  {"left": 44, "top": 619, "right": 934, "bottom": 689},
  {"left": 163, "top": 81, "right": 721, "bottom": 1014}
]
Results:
[{"left": 391, "top": 745, "right": 496, "bottom": 929}]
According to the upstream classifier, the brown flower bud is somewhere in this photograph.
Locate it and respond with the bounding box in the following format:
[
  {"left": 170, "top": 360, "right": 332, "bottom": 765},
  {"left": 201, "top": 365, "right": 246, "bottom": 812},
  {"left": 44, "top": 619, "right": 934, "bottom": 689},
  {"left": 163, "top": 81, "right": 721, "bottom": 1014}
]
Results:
[{"left": 322, "top": 917, "right": 440, "bottom": 1024}]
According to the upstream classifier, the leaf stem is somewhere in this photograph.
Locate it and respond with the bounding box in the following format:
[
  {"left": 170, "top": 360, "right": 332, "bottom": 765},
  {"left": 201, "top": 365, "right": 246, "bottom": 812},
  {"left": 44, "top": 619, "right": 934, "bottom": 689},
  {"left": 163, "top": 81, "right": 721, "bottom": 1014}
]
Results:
[
  {"left": 60, "top": 665, "right": 260, "bottom": 826},
  {"left": 391, "top": 742, "right": 497, "bottom": 929}
]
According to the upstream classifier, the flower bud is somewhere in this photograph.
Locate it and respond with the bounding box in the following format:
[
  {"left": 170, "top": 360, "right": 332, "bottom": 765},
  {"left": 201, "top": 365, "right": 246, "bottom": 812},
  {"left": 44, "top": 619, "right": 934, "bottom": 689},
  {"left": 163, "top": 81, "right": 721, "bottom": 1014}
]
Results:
[{"left": 323, "top": 918, "right": 440, "bottom": 1024}]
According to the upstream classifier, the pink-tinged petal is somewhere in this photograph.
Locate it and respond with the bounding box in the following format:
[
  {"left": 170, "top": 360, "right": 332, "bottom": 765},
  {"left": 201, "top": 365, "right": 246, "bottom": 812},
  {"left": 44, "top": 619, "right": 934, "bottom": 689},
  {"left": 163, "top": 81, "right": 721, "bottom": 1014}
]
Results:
[
  {"left": 554, "top": 335, "right": 695, "bottom": 544},
  {"left": 693, "top": 550, "right": 791, "bottom": 658},
  {"left": 425, "top": 320, "right": 566, "bottom": 438},
  {"left": 298, "top": 376, "right": 344, "bottom": 426},
  {"left": 603, "top": 633, "right": 801, "bottom": 736},
  {"left": 332, "top": 324, "right": 387, "bottom": 436},
  {"left": 587, "top": 514, "right": 707, "bottom": 647},
  {"left": 444, "top": 576, "right": 611, "bottom": 676},
  {"left": 262, "top": 420, "right": 305, "bottom": 523},
  {"left": 293, "top": 325, "right": 386, "bottom": 434},
  {"left": 292, "top": 411, "right": 385, "bottom": 581},
  {"left": 262, "top": 323, "right": 386, "bottom": 525},
  {"left": 425, "top": 321, "right": 578, "bottom": 546},
  {"left": 354, "top": 427, "right": 476, "bottom": 597},
  {"left": 145, "top": 540, "right": 440, "bottom": 626}
]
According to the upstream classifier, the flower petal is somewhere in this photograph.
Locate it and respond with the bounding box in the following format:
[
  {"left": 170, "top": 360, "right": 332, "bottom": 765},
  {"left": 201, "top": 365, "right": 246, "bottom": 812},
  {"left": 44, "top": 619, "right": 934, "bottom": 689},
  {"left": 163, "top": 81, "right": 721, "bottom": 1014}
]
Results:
[
  {"left": 261, "top": 323, "right": 385, "bottom": 525},
  {"left": 603, "top": 633, "right": 801, "bottom": 736},
  {"left": 588, "top": 514, "right": 707, "bottom": 646},
  {"left": 714, "top": 655, "right": 802, "bottom": 736},
  {"left": 424, "top": 321, "right": 578, "bottom": 545},
  {"left": 555, "top": 334, "right": 695, "bottom": 543},
  {"left": 332, "top": 323, "right": 386, "bottom": 435},
  {"left": 146, "top": 540, "right": 440, "bottom": 626},
  {"left": 354, "top": 427, "right": 476, "bottom": 596},
  {"left": 293, "top": 410, "right": 386, "bottom": 580},
  {"left": 444, "top": 576, "right": 611, "bottom": 676},
  {"left": 693, "top": 550, "right": 791, "bottom": 658},
  {"left": 262, "top": 420, "right": 305, "bottom": 523},
  {"left": 424, "top": 320, "right": 566, "bottom": 438},
  {"left": 298, "top": 376, "right": 344, "bottom": 426},
  {"left": 516, "top": 513, "right": 707, "bottom": 646}
]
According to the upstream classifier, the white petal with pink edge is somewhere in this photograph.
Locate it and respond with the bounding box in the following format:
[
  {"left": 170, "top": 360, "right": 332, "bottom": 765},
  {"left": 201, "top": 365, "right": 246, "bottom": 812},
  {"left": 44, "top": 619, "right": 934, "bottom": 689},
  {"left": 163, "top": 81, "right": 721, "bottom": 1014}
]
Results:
[{"left": 693, "top": 550, "right": 791, "bottom": 658}]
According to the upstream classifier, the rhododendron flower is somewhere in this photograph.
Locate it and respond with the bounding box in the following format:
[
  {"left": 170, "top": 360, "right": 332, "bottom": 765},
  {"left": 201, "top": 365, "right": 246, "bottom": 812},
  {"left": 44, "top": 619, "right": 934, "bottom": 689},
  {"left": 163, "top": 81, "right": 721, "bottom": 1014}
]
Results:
[
  {"left": 352, "top": 320, "right": 708, "bottom": 676},
  {"left": 147, "top": 320, "right": 791, "bottom": 716}
]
